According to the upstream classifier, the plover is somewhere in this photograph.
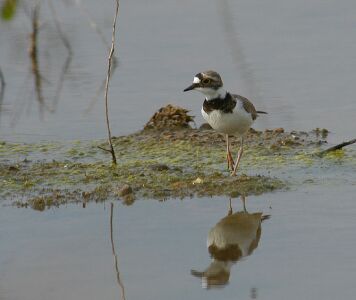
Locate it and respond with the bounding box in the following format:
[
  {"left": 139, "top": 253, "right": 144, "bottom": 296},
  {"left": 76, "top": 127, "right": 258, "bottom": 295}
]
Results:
[
  {"left": 184, "top": 70, "right": 266, "bottom": 176},
  {"left": 191, "top": 197, "right": 269, "bottom": 288}
]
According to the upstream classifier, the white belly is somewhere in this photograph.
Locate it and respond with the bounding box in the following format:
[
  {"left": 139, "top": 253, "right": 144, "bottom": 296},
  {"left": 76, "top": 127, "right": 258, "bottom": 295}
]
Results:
[{"left": 201, "top": 107, "right": 253, "bottom": 136}]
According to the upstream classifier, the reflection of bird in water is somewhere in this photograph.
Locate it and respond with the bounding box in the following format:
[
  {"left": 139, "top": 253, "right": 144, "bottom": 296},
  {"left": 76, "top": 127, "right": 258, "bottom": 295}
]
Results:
[{"left": 191, "top": 196, "right": 269, "bottom": 289}]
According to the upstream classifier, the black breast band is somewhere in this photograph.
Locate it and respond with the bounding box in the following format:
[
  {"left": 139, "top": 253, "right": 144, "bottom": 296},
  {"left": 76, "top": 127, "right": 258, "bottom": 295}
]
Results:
[{"left": 202, "top": 93, "right": 237, "bottom": 114}]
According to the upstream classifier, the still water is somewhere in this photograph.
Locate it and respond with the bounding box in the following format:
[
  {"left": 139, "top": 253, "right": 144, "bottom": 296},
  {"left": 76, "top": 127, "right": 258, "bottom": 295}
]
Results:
[
  {"left": 0, "top": 0, "right": 355, "bottom": 142},
  {"left": 1, "top": 185, "right": 356, "bottom": 300},
  {"left": 1, "top": 1, "right": 356, "bottom": 299}
]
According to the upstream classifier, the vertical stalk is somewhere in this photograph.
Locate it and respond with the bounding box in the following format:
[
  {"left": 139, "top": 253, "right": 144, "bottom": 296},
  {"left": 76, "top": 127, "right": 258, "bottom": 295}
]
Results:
[
  {"left": 103, "top": 0, "right": 119, "bottom": 165},
  {"left": 0, "top": 67, "right": 5, "bottom": 123},
  {"left": 110, "top": 202, "right": 126, "bottom": 300}
]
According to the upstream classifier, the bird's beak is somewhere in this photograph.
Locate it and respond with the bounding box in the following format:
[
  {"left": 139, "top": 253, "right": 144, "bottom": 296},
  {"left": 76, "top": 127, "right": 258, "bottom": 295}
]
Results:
[{"left": 183, "top": 83, "right": 197, "bottom": 92}]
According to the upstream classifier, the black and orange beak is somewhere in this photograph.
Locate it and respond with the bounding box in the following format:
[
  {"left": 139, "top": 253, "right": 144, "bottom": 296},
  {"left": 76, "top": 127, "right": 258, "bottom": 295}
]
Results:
[{"left": 183, "top": 83, "right": 198, "bottom": 92}]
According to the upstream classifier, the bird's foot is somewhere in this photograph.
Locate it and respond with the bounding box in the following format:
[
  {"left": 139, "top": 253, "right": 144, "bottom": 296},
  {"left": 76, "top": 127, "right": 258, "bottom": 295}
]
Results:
[{"left": 230, "top": 170, "right": 237, "bottom": 177}]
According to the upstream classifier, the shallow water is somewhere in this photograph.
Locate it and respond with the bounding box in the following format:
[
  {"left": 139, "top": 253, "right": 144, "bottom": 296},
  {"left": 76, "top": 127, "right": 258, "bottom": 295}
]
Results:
[
  {"left": 0, "top": 0, "right": 355, "bottom": 143},
  {"left": 1, "top": 184, "right": 356, "bottom": 300},
  {"left": 1, "top": 1, "right": 356, "bottom": 299}
]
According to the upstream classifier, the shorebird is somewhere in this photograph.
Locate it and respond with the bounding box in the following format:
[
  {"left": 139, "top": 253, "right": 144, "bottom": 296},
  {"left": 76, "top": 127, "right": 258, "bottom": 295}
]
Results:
[
  {"left": 191, "top": 197, "right": 269, "bottom": 288},
  {"left": 184, "top": 70, "right": 266, "bottom": 176}
]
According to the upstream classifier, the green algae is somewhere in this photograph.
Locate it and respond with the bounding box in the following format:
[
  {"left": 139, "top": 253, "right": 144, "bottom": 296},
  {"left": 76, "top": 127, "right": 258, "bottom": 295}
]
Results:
[{"left": 1, "top": 127, "right": 355, "bottom": 210}]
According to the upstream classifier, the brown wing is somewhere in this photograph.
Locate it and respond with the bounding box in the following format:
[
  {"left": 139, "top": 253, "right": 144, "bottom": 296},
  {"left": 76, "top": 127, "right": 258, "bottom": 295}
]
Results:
[{"left": 232, "top": 94, "right": 258, "bottom": 120}]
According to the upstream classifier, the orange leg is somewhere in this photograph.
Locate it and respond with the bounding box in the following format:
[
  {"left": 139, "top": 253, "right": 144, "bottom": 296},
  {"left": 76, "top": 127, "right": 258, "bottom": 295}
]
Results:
[
  {"left": 226, "top": 134, "right": 235, "bottom": 171},
  {"left": 231, "top": 137, "right": 244, "bottom": 176}
]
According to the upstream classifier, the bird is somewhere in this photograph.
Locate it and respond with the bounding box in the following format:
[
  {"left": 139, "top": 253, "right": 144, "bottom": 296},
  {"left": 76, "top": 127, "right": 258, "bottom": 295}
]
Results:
[
  {"left": 183, "top": 70, "right": 266, "bottom": 176},
  {"left": 191, "top": 196, "right": 270, "bottom": 288}
]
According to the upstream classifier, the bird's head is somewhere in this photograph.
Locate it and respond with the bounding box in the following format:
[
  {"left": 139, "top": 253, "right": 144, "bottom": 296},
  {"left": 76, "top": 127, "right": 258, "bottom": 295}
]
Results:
[{"left": 184, "top": 70, "right": 226, "bottom": 100}]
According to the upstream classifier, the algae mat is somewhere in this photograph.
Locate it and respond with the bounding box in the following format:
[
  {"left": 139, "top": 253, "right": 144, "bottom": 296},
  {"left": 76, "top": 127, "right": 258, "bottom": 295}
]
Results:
[{"left": 1, "top": 127, "right": 355, "bottom": 210}]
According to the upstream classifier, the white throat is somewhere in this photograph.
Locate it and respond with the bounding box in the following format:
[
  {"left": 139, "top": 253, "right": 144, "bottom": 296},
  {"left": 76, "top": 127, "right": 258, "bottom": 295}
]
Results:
[{"left": 197, "top": 87, "right": 227, "bottom": 100}]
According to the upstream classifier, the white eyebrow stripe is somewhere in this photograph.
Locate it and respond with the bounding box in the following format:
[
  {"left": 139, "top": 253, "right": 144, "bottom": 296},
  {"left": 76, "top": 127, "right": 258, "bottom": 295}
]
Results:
[{"left": 193, "top": 77, "right": 201, "bottom": 83}]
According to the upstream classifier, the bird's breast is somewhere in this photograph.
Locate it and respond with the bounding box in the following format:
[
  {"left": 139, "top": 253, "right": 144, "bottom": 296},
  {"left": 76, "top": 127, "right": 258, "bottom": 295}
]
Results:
[{"left": 201, "top": 106, "right": 253, "bottom": 136}]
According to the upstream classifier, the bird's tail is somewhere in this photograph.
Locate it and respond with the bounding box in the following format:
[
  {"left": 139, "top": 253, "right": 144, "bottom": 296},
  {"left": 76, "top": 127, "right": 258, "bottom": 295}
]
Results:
[
  {"left": 191, "top": 269, "right": 204, "bottom": 278},
  {"left": 257, "top": 110, "right": 268, "bottom": 115},
  {"left": 261, "top": 214, "right": 271, "bottom": 222}
]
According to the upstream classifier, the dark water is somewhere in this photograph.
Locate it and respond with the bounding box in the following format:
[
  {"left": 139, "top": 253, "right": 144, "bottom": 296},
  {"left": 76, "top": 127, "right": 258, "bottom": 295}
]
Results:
[
  {"left": 0, "top": 0, "right": 355, "bottom": 143},
  {"left": 1, "top": 184, "right": 356, "bottom": 300}
]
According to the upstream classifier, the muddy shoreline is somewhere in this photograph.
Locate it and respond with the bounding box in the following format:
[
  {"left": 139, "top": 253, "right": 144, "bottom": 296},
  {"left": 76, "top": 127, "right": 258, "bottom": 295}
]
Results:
[{"left": 2, "top": 119, "right": 352, "bottom": 211}]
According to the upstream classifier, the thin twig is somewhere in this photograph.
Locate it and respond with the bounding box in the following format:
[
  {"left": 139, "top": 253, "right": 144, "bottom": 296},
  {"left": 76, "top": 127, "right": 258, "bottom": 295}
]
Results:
[
  {"left": 110, "top": 203, "right": 126, "bottom": 300},
  {"left": 0, "top": 67, "right": 5, "bottom": 123},
  {"left": 76, "top": 0, "right": 118, "bottom": 115},
  {"left": 84, "top": 58, "right": 117, "bottom": 115},
  {"left": 103, "top": 0, "right": 119, "bottom": 165},
  {"left": 52, "top": 54, "right": 72, "bottom": 111},
  {"left": 47, "top": 0, "right": 73, "bottom": 111},
  {"left": 217, "top": 0, "right": 260, "bottom": 101},
  {"left": 97, "top": 145, "right": 112, "bottom": 153},
  {"left": 0, "top": 68, "right": 5, "bottom": 89},
  {"left": 29, "top": 2, "right": 44, "bottom": 118},
  {"left": 48, "top": 0, "right": 73, "bottom": 55},
  {"left": 72, "top": 0, "right": 109, "bottom": 48},
  {"left": 0, "top": 67, "right": 5, "bottom": 97},
  {"left": 315, "top": 138, "right": 356, "bottom": 157},
  {"left": 10, "top": 73, "right": 31, "bottom": 128},
  {"left": 28, "top": 2, "right": 53, "bottom": 118}
]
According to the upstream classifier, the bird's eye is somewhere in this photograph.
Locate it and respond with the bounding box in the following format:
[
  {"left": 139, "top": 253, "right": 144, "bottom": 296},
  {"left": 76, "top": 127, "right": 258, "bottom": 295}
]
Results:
[{"left": 202, "top": 78, "right": 211, "bottom": 84}]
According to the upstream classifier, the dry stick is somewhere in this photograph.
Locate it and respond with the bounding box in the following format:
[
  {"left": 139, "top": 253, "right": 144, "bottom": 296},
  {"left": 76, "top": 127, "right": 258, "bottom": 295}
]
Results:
[
  {"left": 0, "top": 67, "right": 5, "bottom": 123},
  {"left": 0, "top": 67, "right": 5, "bottom": 99},
  {"left": 14, "top": 0, "right": 44, "bottom": 126},
  {"left": 73, "top": 0, "right": 109, "bottom": 48},
  {"left": 29, "top": 2, "right": 53, "bottom": 117},
  {"left": 84, "top": 77, "right": 108, "bottom": 114},
  {"left": 29, "top": 3, "right": 44, "bottom": 119},
  {"left": 75, "top": 0, "right": 118, "bottom": 115},
  {"left": 48, "top": 0, "right": 73, "bottom": 111},
  {"left": 52, "top": 53, "right": 72, "bottom": 111},
  {"left": 110, "top": 203, "right": 127, "bottom": 300},
  {"left": 10, "top": 73, "right": 31, "bottom": 128},
  {"left": 48, "top": 0, "right": 72, "bottom": 55},
  {"left": 84, "top": 59, "right": 117, "bottom": 115},
  {"left": 315, "top": 138, "right": 356, "bottom": 157},
  {"left": 217, "top": 0, "right": 260, "bottom": 102},
  {"left": 0, "top": 67, "right": 4, "bottom": 89},
  {"left": 102, "top": 0, "right": 119, "bottom": 165},
  {"left": 72, "top": 0, "right": 118, "bottom": 115}
]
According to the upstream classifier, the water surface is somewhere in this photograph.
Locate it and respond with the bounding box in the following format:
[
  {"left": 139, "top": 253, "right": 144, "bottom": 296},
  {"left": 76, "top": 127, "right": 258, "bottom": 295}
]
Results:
[
  {"left": 0, "top": 0, "right": 355, "bottom": 143},
  {"left": 1, "top": 184, "right": 356, "bottom": 300},
  {"left": 1, "top": 1, "right": 356, "bottom": 299}
]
